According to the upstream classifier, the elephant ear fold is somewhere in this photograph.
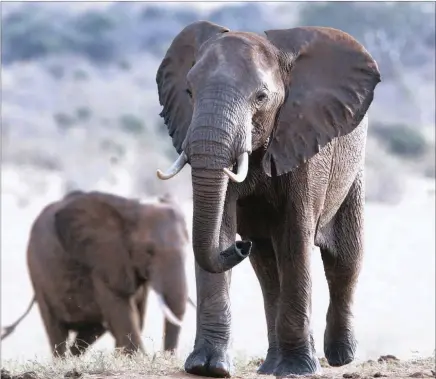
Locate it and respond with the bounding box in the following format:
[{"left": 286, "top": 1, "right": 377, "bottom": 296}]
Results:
[
  {"left": 156, "top": 21, "right": 230, "bottom": 154},
  {"left": 262, "top": 27, "right": 381, "bottom": 177},
  {"left": 54, "top": 194, "right": 136, "bottom": 296}
]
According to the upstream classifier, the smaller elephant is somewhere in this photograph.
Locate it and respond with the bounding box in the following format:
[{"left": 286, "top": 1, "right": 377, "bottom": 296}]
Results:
[{"left": 1, "top": 190, "right": 195, "bottom": 357}]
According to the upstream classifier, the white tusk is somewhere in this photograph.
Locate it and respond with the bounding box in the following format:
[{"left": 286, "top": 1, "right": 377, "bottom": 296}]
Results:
[
  {"left": 188, "top": 296, "right": 197, "bottom": 308},
  {"left": 156, "top": 293, "right": 183, "bottom": 327},
  {"left": 156, "top": 152, "right": 188, "bottom": 180},
  {"left": 223, "top": 152, "right": 249, "bottom": 183}
]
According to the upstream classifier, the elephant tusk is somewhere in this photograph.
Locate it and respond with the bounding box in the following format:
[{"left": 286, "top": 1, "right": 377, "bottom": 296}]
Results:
[
  {"left": 156, "top": 152, "right": 188, "bottom": 180},
  {"left": 223, "top": 152, "right": 249, "bottom": 183},
  {"left": 156, "top": 293, "right": 183, "bottom": 327},
  {"left": 188, "top": 296, "right": 197, "bottom": 308}
]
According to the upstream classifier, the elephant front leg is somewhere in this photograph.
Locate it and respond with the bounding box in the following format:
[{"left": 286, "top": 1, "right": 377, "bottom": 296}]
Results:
[
  {"left": 93, "top": 277, "right": 144, "bottom": 355},
  {"left": 184, "top": 265, "right": 233, "bottom": 378},
  {"left": 320, "top": 172, "right": 364, "bottom": 367},
  {"left": 271, "top": 224, "right": 321, "bottom": 377},
  {"left": 248, "top": 238, "right": 280, "bottom": 375}
]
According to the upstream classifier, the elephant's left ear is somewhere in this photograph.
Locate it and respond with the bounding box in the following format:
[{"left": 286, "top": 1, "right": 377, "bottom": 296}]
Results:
[{"left": 262, "top": 26, "right": 381, "bottom": 177}]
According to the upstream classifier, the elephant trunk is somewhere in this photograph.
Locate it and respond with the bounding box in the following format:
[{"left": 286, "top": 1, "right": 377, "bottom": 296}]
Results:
[
  {"left": 161, "top": 87, "right": 253, "bottom": 274},
  {"left": 151, "top": 255, "right": 188, "bottom": 352},
  {"left": 190, "top": 165, "right": 251, "bottom": 275}
]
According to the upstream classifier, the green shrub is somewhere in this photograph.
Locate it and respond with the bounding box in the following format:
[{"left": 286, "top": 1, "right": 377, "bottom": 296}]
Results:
[
  {"left": 71, "top": 10, "right": 116, "bottom": 63},
  {"left": 47, "top": 65, "right": 65, "bottom": 80},
  {"left": 73, "top": 69, "right": 89, "bottom": 81},
  {"left": 2, "top": 7, "right": 67, "bottom": 63},
  {"left": 118, "top": 60, "right": 131, "bottom": 71},
  {"left": 372, "top": 122, "right": 428, "bottom": 159},
  {"left": 53, "top": 112, "right": 76, "bottom": 130},
  {"left": 75, "top": 107, "right": 92, "bottom": 122},
  {"left": 119, "top": 114, "right": 144, "bottom": 134},
  {"left": 100, "top": 139, "right": 125, "bottom": 158}
]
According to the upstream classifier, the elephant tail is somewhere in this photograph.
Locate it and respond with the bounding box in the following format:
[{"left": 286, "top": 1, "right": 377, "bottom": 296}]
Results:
[{"left": 1, "top": 295, "right": 36, "bottom": 340}]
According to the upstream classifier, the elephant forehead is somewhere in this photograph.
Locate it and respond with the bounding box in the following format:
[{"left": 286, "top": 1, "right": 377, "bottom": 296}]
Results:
[
  {"left": 194, "top": 39, "right": 278, "bottom": 87},
  {"left": 256, "top": 65, "right": 280, "bottom": 91}
]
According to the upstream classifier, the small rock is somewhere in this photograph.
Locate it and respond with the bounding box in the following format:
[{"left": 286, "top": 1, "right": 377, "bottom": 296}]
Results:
[
  {"left": 378, "top": 355, "right": 400, "bottom": 363},
  {"left": 319, "top": 357, "right": 330, "bottom": 368},
  {"left": 64, "top": 369, "right": 82, "bottom": 378},
  {"left": 373, "top": 373, "right": 388, "bottom": 378},
  {"left": 409, "top": 372, "right": 432, "bottom": 378},
  {"left": 249, "top": 357, "right": 264, "bottom": 367},
  {"left": 343, "top": 373, "right": 361, "bottom": 378},
  {"left": 1, "top": 369, "right": 12, "bottom": 379},
  {"left": 21, "top": 372, "right": 38, "bottom": 379}
]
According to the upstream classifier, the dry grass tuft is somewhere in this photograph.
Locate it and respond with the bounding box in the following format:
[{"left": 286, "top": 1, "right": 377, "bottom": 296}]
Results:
[
  {"left": 1, "top": 349, "right": 182, "bottom": 379},
  {"left": 1, "top": 351, "right": 435, "bottom": 379}
]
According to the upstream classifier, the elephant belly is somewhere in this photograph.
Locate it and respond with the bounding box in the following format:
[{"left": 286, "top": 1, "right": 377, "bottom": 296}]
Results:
[
  {"left": 237, "top": 196, "right": 278, "bottom": 238},
  {"left": 59, "top": 290, "right": 102, "bottom": 325},
  {"left": 51, "top": 264, "right": 103, "bottom": 325}
]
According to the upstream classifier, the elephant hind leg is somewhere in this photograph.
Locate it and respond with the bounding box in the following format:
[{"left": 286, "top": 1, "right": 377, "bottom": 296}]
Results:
[
  {"left": 319, "top": 171, "right": 364, "bottom": 367},
  {"left": 36, "top": 293, "right": 69, "bottom": 357},
  {"left": 70, "top": 323, "right": 106, "bottom": 356},
  {"left": 248, "top": 237, "right": 280, "bottom": 375}
]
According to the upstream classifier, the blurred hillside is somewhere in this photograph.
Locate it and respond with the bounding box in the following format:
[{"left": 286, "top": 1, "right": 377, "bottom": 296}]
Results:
[{"left": 1, "top": 1, "right": 435, "bottom": 204}]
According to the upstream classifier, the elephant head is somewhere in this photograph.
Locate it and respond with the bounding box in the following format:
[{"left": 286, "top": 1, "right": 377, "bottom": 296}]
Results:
[
  {"left": 156, "top": 22, "right": 380, "bottom": 274},
  {"left": 54, "top": 192, "right": 190, "bottom": 327}
]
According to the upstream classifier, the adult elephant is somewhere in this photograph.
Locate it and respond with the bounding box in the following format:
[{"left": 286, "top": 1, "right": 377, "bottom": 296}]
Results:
[
  {"left": 1, "top": 190, "right": 195, "bottom": 356},
  {"left": 155, "top": 21, "right": 381, "bottom": 378}
]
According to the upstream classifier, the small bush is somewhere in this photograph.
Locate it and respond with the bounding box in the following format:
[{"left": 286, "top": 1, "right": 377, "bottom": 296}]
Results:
[
  {"left": 53, "top": 112, "right": 76, "bottom": 131},
  {"left": 73, "top": 69, "right": 88, "bottom": 81},
  {"left": 47, "top": 65, "right": 65, "bottom": 80},
  {"left": 119, "top": 114, "right": 144, "bottom": 134},
  {"left": 75, "top": 107, "right": 92, "bottom": 122},
  {"left": 118, "top": 60, "right": 131, "bottom": 71},
  {"left": 100, "top": 139, "right": 125, "bottom": 158},
  {"left": 372, "top": 122, "right": 428, "bottom": 159}
]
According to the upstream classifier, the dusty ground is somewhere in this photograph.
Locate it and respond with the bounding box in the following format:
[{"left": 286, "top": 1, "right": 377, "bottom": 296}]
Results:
[{"left": 1, "top": 353, "right": 435, "bottom": 379}]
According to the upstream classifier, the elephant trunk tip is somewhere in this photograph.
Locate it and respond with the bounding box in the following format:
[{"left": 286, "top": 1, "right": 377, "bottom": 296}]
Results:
[
  {"left": 234, "top": 240, "right": 252, "bottom": 258},
  {"left": 205, "top": 240, "right": 252, "bottom": 273}
]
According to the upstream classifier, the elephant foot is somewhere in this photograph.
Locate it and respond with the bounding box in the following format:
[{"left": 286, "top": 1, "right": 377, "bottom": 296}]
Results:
[
  {"left": 324, "top": 334, "right": 357, "bottom": 367},
  {"left": 257, "top": 347, "right": 279, "bottom": 375},
  {"left": 272, "top": 346, "right": 321, "bottom": 377},
  {"left": 185, "top": 342, "right": 232, "bottom": 378}
]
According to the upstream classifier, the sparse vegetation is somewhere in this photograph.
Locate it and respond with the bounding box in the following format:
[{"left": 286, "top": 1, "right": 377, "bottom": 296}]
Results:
[
  {"left": 119, "top": 114, "right": 145, "bottom": 135},
  {"left": 372, "top": 122, "right": 429, "bottom": 160},
  {"left": 53, "top": 113, "right": 76, "bottom": 131},
  {"left": 73, "top": 69, "right": 88, "bottom": 81},
  {"left": 1, "top": 1, "right": 434, "bottom": 203},
  {"left": 1, "top": 351, "right": 435, "bottom": 379},
  {"left": 75, "top": 107, "right": 92, "bottom": 122}
]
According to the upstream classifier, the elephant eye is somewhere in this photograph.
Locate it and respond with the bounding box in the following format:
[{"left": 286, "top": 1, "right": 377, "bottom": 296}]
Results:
[
  {"left": 186, "top": 89, "right": 193, "bottom": 98},
  {"left": 255, "top": 91, "right": 268, "bottom": 103}
]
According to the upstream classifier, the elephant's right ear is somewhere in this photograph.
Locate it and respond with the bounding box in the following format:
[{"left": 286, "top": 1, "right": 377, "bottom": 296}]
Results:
[
  {"left": 54, "top": 195, "right": 136, "bottom": 296},
  {"left": 156, "top": 21, "right": 230, "bottom": 154}
]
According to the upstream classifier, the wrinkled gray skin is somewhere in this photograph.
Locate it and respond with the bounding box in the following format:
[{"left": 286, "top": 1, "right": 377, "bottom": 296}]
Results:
[
  {"left": 156, "top": 21, "right": 381, "bottom": 377},
  {"left": 4, "top": 191, "right": 192, "bottom": 356}
]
